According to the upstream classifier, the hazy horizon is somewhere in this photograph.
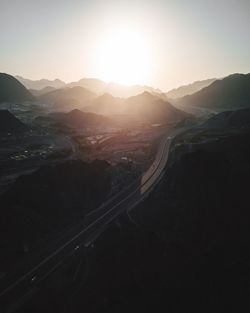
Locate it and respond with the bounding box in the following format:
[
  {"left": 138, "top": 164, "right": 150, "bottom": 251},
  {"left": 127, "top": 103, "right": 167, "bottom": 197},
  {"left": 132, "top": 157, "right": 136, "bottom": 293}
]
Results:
[{"left": 1, "top": 0, "right": 250, "bottom": 90}]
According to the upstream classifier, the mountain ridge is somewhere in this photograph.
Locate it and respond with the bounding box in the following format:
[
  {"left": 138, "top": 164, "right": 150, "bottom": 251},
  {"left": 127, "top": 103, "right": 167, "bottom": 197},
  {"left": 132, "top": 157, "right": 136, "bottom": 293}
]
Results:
[
  {"left": 178, "top": 73, "right": 250, "bottom": 110},
  {"left": 0, "top": 73, "right": 34, "bottom": 103},
  {"left": 84, "top": 91, "right": 189, "bottom": 124},
  {"left": 166, "top": 78, "right": 216, "bottom": 99},
  {"left": 16, "top": 76, "right": 66, "bottom": 90},
  {"left": 39, "top": 86, "right": 96, "bottom": 111},
  {"left": 16, "top": 76, "right": 162, "bottom": 98}
]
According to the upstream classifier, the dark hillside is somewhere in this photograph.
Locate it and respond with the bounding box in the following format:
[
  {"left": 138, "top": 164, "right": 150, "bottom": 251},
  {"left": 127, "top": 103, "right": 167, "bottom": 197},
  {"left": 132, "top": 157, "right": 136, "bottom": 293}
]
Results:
[
  {"left": 179, "top": 73, "right": 250, "bottom": 110},
  {"left": 0, "top": 160, "right": 111, "bottom": 255},
  {"left": 0, "top": 110, "right": 28, "bottom": 133},
  {"left": 0, "top": 73, "right": 34, "bottom": 103}
]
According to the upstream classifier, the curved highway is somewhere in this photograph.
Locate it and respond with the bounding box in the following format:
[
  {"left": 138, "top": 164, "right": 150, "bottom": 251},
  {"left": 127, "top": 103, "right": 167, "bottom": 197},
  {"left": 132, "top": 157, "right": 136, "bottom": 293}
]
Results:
[{"left": 0, "top": 126, "right": 188, "bottom": 313}]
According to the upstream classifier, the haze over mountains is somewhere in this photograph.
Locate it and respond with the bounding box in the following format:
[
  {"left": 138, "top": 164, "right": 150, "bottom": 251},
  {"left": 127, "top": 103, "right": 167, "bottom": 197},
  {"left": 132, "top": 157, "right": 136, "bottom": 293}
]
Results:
[
  {"left": 29, "top": 86, "right": 56, "bottom": 97},
  {"left": 83, "top": 91, "right": 189, "bottom": 124},
  {"left": 16, "top": 75, "right": 220, "bottom": 100},
  {"left": 39, "top": 86, "right": 96, "bottom": 110},
  {"left": 39, "top": 89, "right": 188, "bottom": 124},
  {"left": 45, "top": 109, "right": 116, "bottom": 130},
  {"left": 0, "top": 72, "right": 249, "bottom": 116},
  {"left": 83, "top": 93, "right": 123, "bottom": 115},
  {"left": 0, "top": 72, "right": 188, "bottom": 125},
  {"left": 16, "top": 76, "right": 162, "bottom": 98},
  {"left": 123, "top": 92, "right": 188, "bottom": 123},
  {"left": 16, "top": 76, "right": 65, "bottom": 90}
]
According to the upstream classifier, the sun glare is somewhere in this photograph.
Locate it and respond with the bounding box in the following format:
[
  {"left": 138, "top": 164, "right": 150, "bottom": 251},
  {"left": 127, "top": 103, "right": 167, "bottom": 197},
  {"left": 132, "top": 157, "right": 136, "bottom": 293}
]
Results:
[{"left": 93, "top": 25, "right": 152, "bottom": 85}]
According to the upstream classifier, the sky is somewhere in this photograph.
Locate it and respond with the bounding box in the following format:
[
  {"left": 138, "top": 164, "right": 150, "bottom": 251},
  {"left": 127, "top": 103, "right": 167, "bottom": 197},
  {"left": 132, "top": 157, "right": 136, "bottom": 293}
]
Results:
[{"left": 0, "top": 0, "right": 250, "bottom": 91}]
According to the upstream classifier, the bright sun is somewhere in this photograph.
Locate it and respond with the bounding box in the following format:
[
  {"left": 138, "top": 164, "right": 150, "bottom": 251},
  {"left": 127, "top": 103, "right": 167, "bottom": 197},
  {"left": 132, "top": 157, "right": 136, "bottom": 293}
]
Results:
[{"left": 93, "top": 25, "right": 152, "bottom": 85}]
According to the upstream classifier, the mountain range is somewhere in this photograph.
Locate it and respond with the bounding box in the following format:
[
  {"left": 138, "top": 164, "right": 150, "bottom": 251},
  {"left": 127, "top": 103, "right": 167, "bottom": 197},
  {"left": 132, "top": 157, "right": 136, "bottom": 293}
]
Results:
[
  {"left": 84, "top": 91, "right": 189, "bottom": 124},
  {"left": 0, "top": 73, "right": 187, "bottom": 125},
  {"left": 16, "top": 76, "right": 65, "bottom": 90},
  {"left": 16, "top": 76, "right": 162, "bottom": 98},
  {"left": 17, "top": 75, "right": 219, "bottom": 100},
  {"left": 3, "top": 72, "right": 250, "bottom": 116}
]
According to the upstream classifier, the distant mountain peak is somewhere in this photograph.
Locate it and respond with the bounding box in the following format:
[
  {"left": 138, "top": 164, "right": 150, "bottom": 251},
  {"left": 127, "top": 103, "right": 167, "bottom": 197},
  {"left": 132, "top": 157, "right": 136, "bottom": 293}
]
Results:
[
  {"left": 128, "top": 91, "right": 159, "bottom": 103},
  {"left": 99, "top": 93, "right": 117, "bottom": 100},
  {"left": 141, "top": 91, "right": 154, "bottom": 97}
]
